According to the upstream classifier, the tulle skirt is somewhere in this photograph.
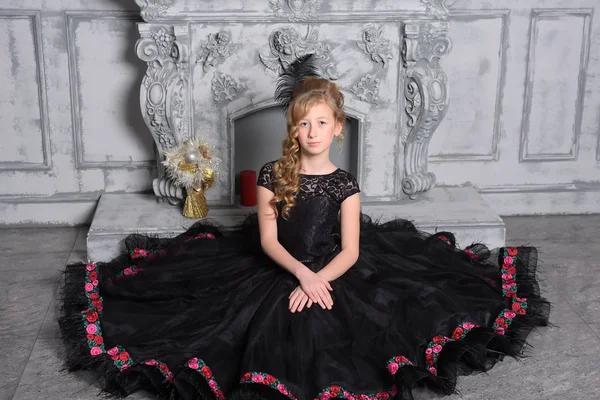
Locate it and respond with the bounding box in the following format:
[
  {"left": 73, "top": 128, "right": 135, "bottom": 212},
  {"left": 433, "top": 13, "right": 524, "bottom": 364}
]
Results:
[{"left": 58, "top": 215, "right": 550, "bottom": 400}]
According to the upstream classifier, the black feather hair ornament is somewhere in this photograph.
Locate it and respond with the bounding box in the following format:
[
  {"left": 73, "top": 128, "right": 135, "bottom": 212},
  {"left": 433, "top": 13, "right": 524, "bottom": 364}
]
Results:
[{"left": 274, "top": 53, "right": 320, "bottom": 115}]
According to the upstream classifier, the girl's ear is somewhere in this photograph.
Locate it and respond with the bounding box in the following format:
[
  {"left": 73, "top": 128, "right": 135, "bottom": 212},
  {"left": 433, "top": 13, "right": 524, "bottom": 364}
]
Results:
[{"left": 335, "top": 122, "right": 343, "bottom": 136}]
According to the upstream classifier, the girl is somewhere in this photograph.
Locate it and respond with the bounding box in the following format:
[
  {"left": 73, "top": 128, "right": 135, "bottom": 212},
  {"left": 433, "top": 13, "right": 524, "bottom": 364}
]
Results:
[{"left": 59, "top": 55, "right": 550, "bottom": 400}]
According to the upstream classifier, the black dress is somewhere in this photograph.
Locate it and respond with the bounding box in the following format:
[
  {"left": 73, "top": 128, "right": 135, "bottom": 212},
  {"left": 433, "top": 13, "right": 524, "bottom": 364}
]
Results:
[{"left": 58, "top": 161, "right": 550, "bottom": 400}]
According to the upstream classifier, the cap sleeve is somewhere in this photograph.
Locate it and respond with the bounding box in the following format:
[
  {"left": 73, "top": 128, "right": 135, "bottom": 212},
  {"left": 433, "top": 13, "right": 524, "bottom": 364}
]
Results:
[
  {"left": 341, "top": 172, "right": 360, "bottom": 202},
  {"left": 257, "top": 161, "right": 275, "bottom": 192}
]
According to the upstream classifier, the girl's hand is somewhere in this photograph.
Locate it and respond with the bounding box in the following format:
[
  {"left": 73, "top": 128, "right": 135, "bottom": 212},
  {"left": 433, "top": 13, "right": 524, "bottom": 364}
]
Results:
[
  {"left": 295, "top": 268, "right": 333, "bottom": 310},
  {"left": 288, "top": 286, "right": 313, "bottom": 313}
]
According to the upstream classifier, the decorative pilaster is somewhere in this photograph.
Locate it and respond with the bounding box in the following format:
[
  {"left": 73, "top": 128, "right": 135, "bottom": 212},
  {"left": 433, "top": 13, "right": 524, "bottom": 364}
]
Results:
[
  {"left": 400, "top": 20, "right": 452, "bottom": 199},
  {"left": 135, "top": 24, "right": 190, "bottom": 204}
]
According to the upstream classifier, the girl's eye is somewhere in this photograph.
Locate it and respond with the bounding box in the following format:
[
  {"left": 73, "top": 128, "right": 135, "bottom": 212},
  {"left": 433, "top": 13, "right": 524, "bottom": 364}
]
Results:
[
  {"left": 319, "top": 121, "right": 327, "bottom": 125},
  {"left": 299, "top": 122, "right": 308, "bottom": 127}
]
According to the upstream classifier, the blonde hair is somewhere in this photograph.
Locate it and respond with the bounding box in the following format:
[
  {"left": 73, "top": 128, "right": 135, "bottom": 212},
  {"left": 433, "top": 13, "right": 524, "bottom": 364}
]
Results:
[{"left": 269, "top": 77, "right": 346, "bottom": 219}]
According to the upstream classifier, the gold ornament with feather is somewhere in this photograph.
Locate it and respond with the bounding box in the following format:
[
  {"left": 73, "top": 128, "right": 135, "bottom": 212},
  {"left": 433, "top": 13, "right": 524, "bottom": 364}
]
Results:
[{"left": 163, "top": 138, "right": 220, "bottom": 219}]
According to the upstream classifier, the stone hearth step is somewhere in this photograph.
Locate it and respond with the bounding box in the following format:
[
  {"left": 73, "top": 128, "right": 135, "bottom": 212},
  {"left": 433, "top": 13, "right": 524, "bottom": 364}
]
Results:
[{"left": 86, "top": 186, "right": 505, "bottom": 262}]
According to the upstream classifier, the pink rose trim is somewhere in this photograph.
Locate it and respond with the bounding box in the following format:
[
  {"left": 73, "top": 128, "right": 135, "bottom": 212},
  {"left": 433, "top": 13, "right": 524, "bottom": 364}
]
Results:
[
  {"left": 124, "top": 268, "right": 132, "bottom": 276},
  {"left": 107, "top": 347, "right": 118, "bottom": 356},
  {"left": 320, "top": 392, "right": 331, "bottom": 400},
  {"left": 425, "top": 347, "right": 433, "bottom": 354},
  {"left": 462, "top": 322, "right": 475, "bottom": 329},
  {"left": 120, "top": 364, "right": 130, "bottom": 371},
  {"left": 503, "top": 256, "right": 513, "bottom": 265},
  {"left": 252, "top": 374, "right": 264, "bottom": 383},
  {"left": 86, "top": 263, "right": 96, "bottom": 271},
  {"left": 187, "top": 359, "right": 199, "bottom": 369},
  {"left": 432, "top": 344, "right": 443, "bottom": 353},
  {"left": 387, "top": 362, "right": 399, "bottom": 375},
  {"left": 428, "top": 367, "right": 437, "bottom": 375},
  {"left": 146, "top": 360, "right": 158, "bottom": 366},
  {"left": 85, "top": 324, "right": 97, "bottom": 334},
  {"left": 90, "top": 346, "right": 103, "bottom": 356},
  {"left": 277, "top": 384, "right": 288, "bottom": 395},
  {"left": 84, "top": 283, "right": 94, "bottom": 292},
  {"left": 209, "top": 380, "right": 217, "bottom": 389}
]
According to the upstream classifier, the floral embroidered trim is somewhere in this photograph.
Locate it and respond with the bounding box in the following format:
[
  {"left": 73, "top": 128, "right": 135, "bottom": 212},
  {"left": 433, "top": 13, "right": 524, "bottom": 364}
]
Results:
[
  {"left": 315, "top": 384, "right": 398, "bottom": 400},
  {"left": 83, "top": 263, "right": 105, "bottom": 358},
  {"left": 106, "top": 345, "right": 134, "bottom": 372},
  {"left": 463, "top": 248, "right": 478, "bottom": 260},
  {"left": 386, "top": 355, "right": 414, "bottom": 375},
  {"left": 492, "top": 247, "right": 528, "bottom": 335},
  {"left": 188, "top": 358, "right": 225, "bottom": 399},
  {"left": 81, "top": 263, "right": 175, "bottom": 380},
  {"left": 145, "top": 359, "right": 174, "bottom": 383},
  {"left": 187, "top": 233, "right": 216, "bottom": 240},
  {"left": 240, "top": 372, "right": 297, "bottom": 400},
  {"left": 83, "top": 307, "right": 105, "bottom": 357},
  {"left": 130, "top": 248, "right": 166, "bottom": 259},
  {"left": 436, "top": 234, "right": 452, "bottom": 246},
  {"left": 116, "top": 265, "right": 144, "bottom": 280},
  {"left": 424, "top": 322, "right": 479, "bottom": 376}
]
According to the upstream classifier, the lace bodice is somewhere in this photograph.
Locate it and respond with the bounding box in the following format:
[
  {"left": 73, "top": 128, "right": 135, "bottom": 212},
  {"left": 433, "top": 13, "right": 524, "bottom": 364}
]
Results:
[{"left": 257, "top": 161, "right": 360, "bottom": 262}]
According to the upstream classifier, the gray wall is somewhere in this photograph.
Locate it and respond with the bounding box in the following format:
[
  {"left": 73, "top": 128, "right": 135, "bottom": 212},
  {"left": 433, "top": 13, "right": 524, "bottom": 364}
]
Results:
[{"left": 1, "top": 0, "right": 600, "bottom": 225}]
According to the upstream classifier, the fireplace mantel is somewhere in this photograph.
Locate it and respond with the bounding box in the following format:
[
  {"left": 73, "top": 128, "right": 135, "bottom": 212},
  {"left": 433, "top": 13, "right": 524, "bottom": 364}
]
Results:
[{"left": 133, "top": 0, "right": 453, "bottom": 205}]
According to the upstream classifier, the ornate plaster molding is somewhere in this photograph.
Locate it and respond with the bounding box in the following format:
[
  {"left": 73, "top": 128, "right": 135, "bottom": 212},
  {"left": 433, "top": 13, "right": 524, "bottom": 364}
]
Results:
[
  {"left": 420, "top": 0, "right": 454, "bottom": 20},
  {"left": 212, "top": 73, "right": 244, "bottom": 103},
  {"left": 401, "top": 21, "right": 452, "bottom": 199},
  {"left": 259, "top": 26, "right": 338, "bottom": 80},
  {"left": 134, "top": 0, "right": 174, "bottom": 21},
  {"left": 136, "top": 24, "right": 190, "bottom": 203},
  {"left": 350, "top": 74, "right": 380, "bottom": 105},
  {"left": 269, "top": 0, "right": 322, "bottom": 22},
  {"left": 196, "top": 30, "right": 238, "bottom": 73},
  {"left": 356, "top": 24, "right": 394, "bottom": 68}
]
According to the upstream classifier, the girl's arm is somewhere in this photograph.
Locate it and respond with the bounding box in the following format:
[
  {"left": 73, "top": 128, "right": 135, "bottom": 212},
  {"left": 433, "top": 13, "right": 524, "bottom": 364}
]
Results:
[
  {"left": 257, "top": 186, "right": 333, "bottom": 309},
  {"left": 317, "top": 192, "right": 361, "bottom": 282},
  {"left": 257, "top": 185, "right": 307, "bottom": 277}
]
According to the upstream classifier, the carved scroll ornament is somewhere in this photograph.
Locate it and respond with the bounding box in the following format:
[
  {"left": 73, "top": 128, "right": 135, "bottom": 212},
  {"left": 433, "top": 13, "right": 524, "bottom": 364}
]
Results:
[
  {"left": 136, "top": 25, "right": 190, "bottom": 204},
  {"left": 401, "top": 21, "right": 452, "bottom": 199},
  {"left": 212, "top": 73, "right": 244, "bottom": 103},
  {"left": 350, "top": 74, "right": 381, "bottom": 105}
]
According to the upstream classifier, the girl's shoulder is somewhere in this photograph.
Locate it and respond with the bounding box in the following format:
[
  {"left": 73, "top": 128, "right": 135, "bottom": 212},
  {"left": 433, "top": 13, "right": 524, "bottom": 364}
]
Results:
[
  {"left": 324, "top": 168, "right": 361, "bottom": 203},
  {"left": 257, "top": 161, "right": 277, "bottom": 191}
]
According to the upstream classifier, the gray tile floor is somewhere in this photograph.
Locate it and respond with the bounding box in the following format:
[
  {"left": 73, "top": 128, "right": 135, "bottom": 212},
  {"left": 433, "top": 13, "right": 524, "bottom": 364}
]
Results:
[{"left": 0, "top": 215, "right": 598, "bottom": 400}]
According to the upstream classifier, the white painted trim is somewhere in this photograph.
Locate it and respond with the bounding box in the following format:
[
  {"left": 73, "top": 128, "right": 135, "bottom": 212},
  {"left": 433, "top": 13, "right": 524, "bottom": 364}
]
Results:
[
  {"left": 0, "top": 10, "right": 52, "bottom": 171},
  {"left": 519, "top": 8, "right": 593, "bottom": 162},
  {"left": 65, "top": 11, "right": 155, "bottom": 170},
  {"left": 429, "top": 9, "right": 510, "bottom": 163}
]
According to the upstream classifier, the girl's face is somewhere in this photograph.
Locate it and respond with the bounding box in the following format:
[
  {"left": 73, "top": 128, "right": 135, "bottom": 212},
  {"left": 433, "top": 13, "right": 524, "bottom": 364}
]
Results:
[{"left": 296, "top": 102, "right": 342, "bottom": 157}]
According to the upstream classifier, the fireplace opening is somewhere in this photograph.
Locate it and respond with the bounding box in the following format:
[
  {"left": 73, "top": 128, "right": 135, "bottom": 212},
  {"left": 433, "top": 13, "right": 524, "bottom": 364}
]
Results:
[{"left": 233, "top": 106, "right": 360, "bottom": 204}]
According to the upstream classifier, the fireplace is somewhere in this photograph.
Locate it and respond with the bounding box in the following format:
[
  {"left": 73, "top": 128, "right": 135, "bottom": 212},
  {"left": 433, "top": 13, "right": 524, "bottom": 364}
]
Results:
[{"left": 134, "top": 1, "right": 453, "bottom": 206}]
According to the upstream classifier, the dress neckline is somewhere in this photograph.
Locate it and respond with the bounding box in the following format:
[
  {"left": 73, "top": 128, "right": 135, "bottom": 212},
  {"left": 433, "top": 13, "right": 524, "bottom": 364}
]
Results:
[{"left": 300, "top": 168, "right": 340, "bottom": 177}]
